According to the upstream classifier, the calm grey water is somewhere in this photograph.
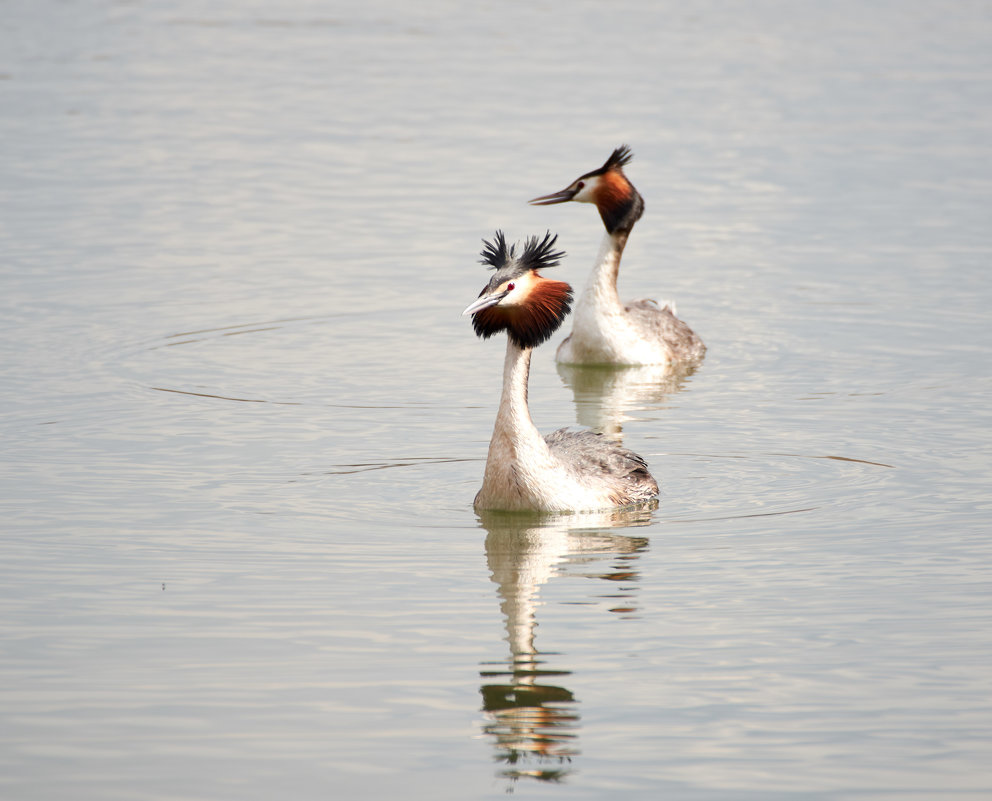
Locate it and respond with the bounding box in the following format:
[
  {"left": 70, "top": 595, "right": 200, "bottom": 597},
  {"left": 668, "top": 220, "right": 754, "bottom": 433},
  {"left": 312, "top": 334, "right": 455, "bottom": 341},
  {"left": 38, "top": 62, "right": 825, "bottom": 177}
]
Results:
[{"left": 2, "top": 1, "right": 991, "bottom": 799}]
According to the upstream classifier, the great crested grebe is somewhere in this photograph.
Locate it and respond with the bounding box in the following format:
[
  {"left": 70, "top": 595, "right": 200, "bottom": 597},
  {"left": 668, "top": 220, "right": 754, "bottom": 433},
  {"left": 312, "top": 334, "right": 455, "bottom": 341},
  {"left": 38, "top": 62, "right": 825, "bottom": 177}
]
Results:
[
  {"left": 530, "top": 145, "right": 705, "bottom": 367},
  {"left": 462, "top": 230, "right": 658, "bottom": 512}
]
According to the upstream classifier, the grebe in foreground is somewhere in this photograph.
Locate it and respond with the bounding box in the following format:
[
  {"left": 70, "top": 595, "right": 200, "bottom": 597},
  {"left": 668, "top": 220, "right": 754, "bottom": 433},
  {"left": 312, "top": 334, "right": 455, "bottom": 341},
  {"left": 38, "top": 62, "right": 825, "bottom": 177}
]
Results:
[
  {"left": 462, "top": 231, "right": 658, "bottom": 512},
  {"left": 530, "top": 145, "right": 705, "bottom": 367}
]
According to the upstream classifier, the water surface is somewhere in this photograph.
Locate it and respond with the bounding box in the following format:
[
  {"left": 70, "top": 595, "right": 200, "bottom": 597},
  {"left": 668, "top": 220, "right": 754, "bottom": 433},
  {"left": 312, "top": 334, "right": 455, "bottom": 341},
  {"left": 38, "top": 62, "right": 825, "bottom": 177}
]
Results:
[{"left": 1, "top": 1, "right": 991, "bottom": 799}]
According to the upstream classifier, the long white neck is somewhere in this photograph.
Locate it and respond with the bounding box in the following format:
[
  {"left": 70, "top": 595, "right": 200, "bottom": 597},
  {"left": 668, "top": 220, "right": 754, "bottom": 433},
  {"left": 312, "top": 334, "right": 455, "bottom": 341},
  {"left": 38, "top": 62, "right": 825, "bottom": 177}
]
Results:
[
  {"left": 490, "top": 339, "right": 543, "bottom": 457},
  {"left": 573, "top": 230, "right": 629, "bottom": 322},
  {"left": 476, "top": 340, "right": 555, "bottom": 509}
]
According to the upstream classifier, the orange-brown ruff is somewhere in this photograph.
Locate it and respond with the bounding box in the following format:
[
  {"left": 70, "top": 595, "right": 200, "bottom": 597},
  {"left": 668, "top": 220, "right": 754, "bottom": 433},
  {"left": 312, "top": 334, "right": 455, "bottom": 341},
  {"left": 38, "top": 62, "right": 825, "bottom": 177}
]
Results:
[
  {"left": 472, "top": 273, "right": 572, "bottom": 351},
  {"left": 592, "top": 169, "right": 632, "bottom": 229},
  {"left": 530, "top": 145, "right": 706, "bottom": 367},
  {"left": 463, "top": 231, "right": 659, "bottom": 512}
]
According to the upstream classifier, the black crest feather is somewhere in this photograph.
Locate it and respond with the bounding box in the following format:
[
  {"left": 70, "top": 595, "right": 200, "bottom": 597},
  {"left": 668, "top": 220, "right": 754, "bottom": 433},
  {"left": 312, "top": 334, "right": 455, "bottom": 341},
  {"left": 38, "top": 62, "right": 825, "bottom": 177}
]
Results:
[
  {"left": 580, "top": 144, "right": 635, "bottom": 181},
  {"left": 604, "top": 144, "right": 634, "bottom": 171},
  {"left": 480, "top": 230, "right": 513, "bottom": 270},
  {"left": 470, "top": 231, "right": 572, "bottom": 349},
  {"left": 518, "top": 231, "right": 564, "bottom": 273}
]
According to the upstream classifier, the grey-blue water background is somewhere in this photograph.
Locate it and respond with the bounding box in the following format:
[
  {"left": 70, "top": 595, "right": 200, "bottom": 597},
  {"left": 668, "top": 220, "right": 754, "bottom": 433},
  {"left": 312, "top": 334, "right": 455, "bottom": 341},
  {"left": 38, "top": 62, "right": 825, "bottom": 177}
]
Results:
[{"left": 2, "top": 1, "right": 990, "bottom": 799}]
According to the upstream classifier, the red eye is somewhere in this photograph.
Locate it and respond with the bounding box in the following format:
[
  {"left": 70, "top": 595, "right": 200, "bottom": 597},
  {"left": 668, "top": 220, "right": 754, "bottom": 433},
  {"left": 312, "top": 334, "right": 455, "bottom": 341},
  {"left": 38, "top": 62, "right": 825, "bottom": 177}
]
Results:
[{"left": 507, "top": 283, "right": 515, "bottom": 291}]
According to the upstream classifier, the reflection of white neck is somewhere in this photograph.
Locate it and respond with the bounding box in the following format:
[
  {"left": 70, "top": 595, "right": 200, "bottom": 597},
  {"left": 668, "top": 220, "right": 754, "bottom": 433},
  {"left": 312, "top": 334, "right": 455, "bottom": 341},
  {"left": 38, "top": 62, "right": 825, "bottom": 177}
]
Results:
[
  {"left": 491, "top": 527, "right": 570, "bottom": 661},
  {"left": 558, "top": 361, "right": 690, "bottom": 439},
  {"left": 484, "top": 511, "right": 653, "bottom": 660}
]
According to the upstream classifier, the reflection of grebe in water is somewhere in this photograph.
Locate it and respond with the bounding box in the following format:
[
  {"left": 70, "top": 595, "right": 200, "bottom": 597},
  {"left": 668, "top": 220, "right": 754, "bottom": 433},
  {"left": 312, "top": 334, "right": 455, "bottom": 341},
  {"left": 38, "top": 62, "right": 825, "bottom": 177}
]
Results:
[
  {"left": 557, "top": 359, "right": 700, "bottom": 440},
  {"left": 463, "top": 231, "right": 658, "bottom": 512},
  {"left": 478, "top": 507, "right": 652, "bottom": 784},
  {"left": 530, "top": 145, "right": 705, "bottom": 368}
]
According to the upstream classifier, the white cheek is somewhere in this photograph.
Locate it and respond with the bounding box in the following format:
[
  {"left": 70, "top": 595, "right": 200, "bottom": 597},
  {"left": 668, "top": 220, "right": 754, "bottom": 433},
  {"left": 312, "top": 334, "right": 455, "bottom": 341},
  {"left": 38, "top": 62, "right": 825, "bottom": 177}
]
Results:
[
  {"left": 503, "top": 286, "right": 526, "bottom": 306},
  {"left": 573, "top": 181, "right": 597, "bottom": 203},
  {"left": 503, "top": 274, "right": 537, "bottom": 306}
]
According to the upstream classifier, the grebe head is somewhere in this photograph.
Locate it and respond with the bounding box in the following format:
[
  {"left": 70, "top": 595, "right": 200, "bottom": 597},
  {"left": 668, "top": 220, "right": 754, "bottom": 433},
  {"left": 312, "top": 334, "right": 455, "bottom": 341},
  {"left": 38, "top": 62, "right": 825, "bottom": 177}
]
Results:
[
  {"left": 529, "top": 145, "right": 645, "bottom": 235},
  {"left": 462, "top": 230, "right": 573, "bottom": 349}
]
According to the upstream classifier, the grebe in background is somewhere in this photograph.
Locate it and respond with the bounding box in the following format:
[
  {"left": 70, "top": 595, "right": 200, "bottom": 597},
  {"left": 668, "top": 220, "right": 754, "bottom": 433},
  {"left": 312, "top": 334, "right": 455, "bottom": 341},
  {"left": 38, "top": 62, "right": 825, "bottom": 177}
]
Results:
[
  {"left": 530, "top": 145, "right": 705, "bottom": 367},
  {"left": 463, "top": 230, "right": 658, "bottom": 512}
]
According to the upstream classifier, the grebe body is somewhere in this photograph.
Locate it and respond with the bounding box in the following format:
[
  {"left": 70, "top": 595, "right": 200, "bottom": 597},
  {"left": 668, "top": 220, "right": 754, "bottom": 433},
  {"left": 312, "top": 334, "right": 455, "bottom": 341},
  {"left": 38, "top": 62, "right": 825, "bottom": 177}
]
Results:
[{"left": 530, "top": 146, "right": 705, "bottom": 367}]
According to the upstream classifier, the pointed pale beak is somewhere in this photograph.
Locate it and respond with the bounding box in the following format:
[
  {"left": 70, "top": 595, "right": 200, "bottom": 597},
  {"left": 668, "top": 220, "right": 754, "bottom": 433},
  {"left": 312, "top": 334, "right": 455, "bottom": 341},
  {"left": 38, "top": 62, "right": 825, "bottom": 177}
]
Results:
[
  {"left": 528, "top": 187, "right": 578, "bottom": 205},
  {"left": 462, "top": 292, "right": 505, "bottom": 316}
]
